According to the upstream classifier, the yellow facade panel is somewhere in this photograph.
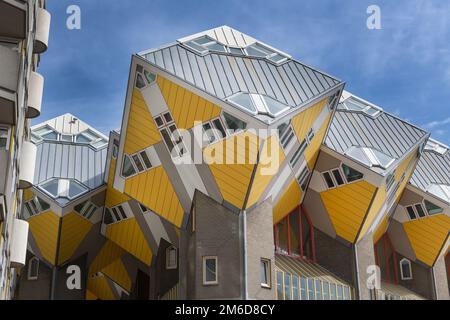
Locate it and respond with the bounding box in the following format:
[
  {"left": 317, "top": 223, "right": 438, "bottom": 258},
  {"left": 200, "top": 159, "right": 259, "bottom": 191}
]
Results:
[
  {"left": 101, "top": 258, "right": 132, "bottom": 292},
  {"left": 357, "top": 186, "right": 386, "bottom": 241},
  {"left": 87, "top": 275, "right": 116, "bottom": 300},
  {"left": 320, "top": 181, "right": 376, "bottom": 243},
  {"left": 291, "top": 98, "right": 327, "bottom": 144},
  {"left": 404, "top": 214, "right": 450, "bottom": 266},
  {"left": 246, "top": 135, "right": 285, "bottom": 208},
  {"left": 105, "top": 218, "right": 153, "bottom": 265},
  {"left": 157, "top": 76, "right": 221, "bottom": 130},
  {"left": 273, "top": 178, "right": 302, "bottom": 224},
  {"left": 124, "top": 166, "right": 184, "bottom": 227},
  {"left": 58, "top": 212, "right": 93, "bottom": 265},
  {"left": 89, "top": 240, "right": 126, "bottom": 275},
  {"left": 304, "top": 111, "right": 332, "bottom": 169},
  {"left": 124, "top": 89, "right": 161, "bottom": 155},
  {"left": 28, "top": 211, "right": 60, "bottom": 265},
  {"left": 106, "top": 159, "right": 130, "bottom": 208},
  {"left": 373, "top": 215, "right": 389, "bottom": 244}
]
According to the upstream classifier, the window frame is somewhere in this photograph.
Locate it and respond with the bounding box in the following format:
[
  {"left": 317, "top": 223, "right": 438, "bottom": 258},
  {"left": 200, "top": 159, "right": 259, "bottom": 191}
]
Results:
[
  {"left": 27, "top": 256, "right": 39, "bottom": 281},
  {"left": 154, "top": 112, "right": 187, "bottom": 159},
  {"left": 165, "top": 246, "right": 178, "bottom": 270},
  {"left": 260, "top": 258, "right": 272, "bottom": 289},
  {"left": 102, "top": 204, "right": 129, "bottom": 225},
  {"left": 399, "top": 258, "right": 413, "bottom": 280},
  {"left": 296, "top": 166, "right": 311, "bottom": 192},
  {"left": 0, "top": 126, "right": 11, "bottom": 150},
  {"left": 321, "top": 167, "right": 346, "bottom": 189},
  {"left": 202, "top": 256, "right": 218, "bottom": 286},
  {"left": 289, "top": 139, "right": 308, "bottom": 169},
  {"left": 201, "top": 117, "right": 229, "bottom": 146}
]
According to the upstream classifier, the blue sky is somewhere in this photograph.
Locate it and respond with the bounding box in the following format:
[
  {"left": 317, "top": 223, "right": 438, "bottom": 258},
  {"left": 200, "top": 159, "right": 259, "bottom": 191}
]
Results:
[{"left": 38, "top": 0, "right": 450, "bottom": 145}]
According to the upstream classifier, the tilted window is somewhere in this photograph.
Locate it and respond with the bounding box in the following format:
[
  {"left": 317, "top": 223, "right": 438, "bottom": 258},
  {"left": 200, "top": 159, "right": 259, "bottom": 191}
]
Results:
[
  {"left": 342, "top": 97, "right": 382, "bottom": 117},
  {"left": 166, "top": 246, "right": 178, "bottom": 270},
  {"left": 202, "top": 256, "right": 218, "bottom": 285},
  {"left": 227, "top": 92, "right": 289, "bottom": 118},
  {"left": 39, "top": 178, "right": 88, "bottom": 204},
  {"left": 154, "top": 112, "right": 187, "bottom": 158},
  {"left": 27, "top": 257, "right": 39, "bottom": 280},
  {"left": 23, "top": 196, "right": 50, "bottom": 219},
  {"left": 400, "top": 259, "right": 413, "bottom": 280},
  {"left": 222, "top": 112, "right": 247, "bottom": 132},
  {"left": 74, "top": 200, "right": 98, "bottom": 220},
  {"left": 346, "top": 146, "right": 395, "bottom": 170}
]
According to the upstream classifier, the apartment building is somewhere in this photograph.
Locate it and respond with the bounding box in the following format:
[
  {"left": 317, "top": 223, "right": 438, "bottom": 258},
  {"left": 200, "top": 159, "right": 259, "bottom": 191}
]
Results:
[
  {"left": 0, "top": 0, "right": 50, "bottom": 299},
  {"left": 14, "top": 26, "right": 449, "bottom": 300}
]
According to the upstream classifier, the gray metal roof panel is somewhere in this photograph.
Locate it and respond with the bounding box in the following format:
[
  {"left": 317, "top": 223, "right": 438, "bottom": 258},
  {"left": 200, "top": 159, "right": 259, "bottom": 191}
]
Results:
[
  {"left": 410, "top": 149, "right": 450, "bottom": 192},
  {"left": 139, "top": 39, "right": 342, "bottom": 115},
  {"left": 325, "top": 109, "right": 428, "bottom": 161}
]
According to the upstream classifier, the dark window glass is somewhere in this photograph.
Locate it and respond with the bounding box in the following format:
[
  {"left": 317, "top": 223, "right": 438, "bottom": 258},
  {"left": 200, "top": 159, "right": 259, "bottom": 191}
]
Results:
[
  {"left": 37, "top": 197, "right": 50, "bottom": 211},
  {"left": 202, "top": 123, "right": 216, "bottom": 144},
  {"left": 406, "top": 206, "right": 416, "bottom": 220},
  {"left": 74, "top": 201, "right": 86, "bottom": 214},
  {"left": 139, "top": 203, "right": 148, "bottom": 213},
  {"left": 155, "top": 116, "right": 164, "bottom": 127},
  {"left": 323, "top": 172, "right": 335, "bottom": 188},
  {"left": 400, "top": 260, "right": 412, "bottom": 279},
  {"left": 341, "top": 164, "right": 363, "bottom": 182},
  {"left": 103, "top": 208, "right": 114, "bottom": 224},
  {"left": 132, "top": 154, "right": 144, "bottom": 172},
  {"left": 122, "top": 155, "right": 137, "bottom": 177},
  {"left": 161, "top": 128, "right": 175, "bottom": 153},
  {"left": 204, "top": 258, "right": 217, "bottom": 282},
  {"left": 332, "top": 169, "right": 345, "bottom": 186},
  {"left": 212, "top": 119, "right": 227, "bottom": 139},
  {"left": 301, "top": 211, "right": 313, "bottom": 260},
  {"left": 424, "top": 200, "right": 443, "bottom": 215},
  {"left": 111, "top": 208, "right": 121, "bottom": 221},
  {"left": 140, "top": 151, "right": 152, "bottom": 169},
  {"left": 136, "top": 74, "right": 146, "bottom": 89},
  {"left": 163, "top": 112, "right": 173, "bottom": 123},
  {"left": 223, "top": 112, "right": 247, "bottom": 131},
  {"left": 415, "top": 204, "right": 426, "bottom": 218},
  {"left": 276, "top": 218, "right": 289, "bottom": 254},
  {"left": 117, "top": 206, "right": 127, "bottom": 219}
]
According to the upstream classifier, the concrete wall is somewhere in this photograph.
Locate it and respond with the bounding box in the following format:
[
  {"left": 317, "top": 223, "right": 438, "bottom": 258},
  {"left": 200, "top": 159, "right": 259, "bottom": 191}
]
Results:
[
  {"left": 432, "top": 255, "right": 450, "bottom": 300},
  {"left": 246, "top": 198, "right": 275, "bottom": 300},
  {"left": 354, "top": 233, "right": 376, "bottom": 300},
  {"left": 16, "top": 253, "right": 52, "bottom": 300}
]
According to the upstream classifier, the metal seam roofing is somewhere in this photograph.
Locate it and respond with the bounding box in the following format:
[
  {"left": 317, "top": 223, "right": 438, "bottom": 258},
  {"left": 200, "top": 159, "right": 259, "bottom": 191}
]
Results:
[
  {"left": 139, "top": 26, "right": 342, "bottom": 116},
  {"left": 325, "top": 109, "right": 428, "bottom": 161},
  {"left": 410, "top": 150, "right": 450, "bottom": 192}
]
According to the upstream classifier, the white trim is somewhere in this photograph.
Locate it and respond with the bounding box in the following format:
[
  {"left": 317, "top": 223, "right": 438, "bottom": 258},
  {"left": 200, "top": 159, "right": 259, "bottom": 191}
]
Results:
[
  {"left": 165, "top": 246, "right": 178, "bottom": 270},
  {"left": 27, "top": 257, "right": 39, "bottom": 281},
  {"left": 260, "top": 258, "right": 272, "bottom": 289},
  {"left": 399, "top": 258, "right": 413, "bottom": 280},
  {"left": 202, "top": 256, "right": 218, "bottom": 285}
]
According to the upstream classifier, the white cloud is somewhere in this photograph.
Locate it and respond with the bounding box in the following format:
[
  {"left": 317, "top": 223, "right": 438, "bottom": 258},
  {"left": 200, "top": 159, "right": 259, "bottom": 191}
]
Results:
[{"left": 423, "top": 117, "right": 450, "bottom": 129}]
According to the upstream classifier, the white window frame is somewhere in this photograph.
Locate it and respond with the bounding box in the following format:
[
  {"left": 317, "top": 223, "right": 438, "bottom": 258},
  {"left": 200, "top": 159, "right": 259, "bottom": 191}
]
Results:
[
  {"left": 104, "top": 204, "right": 129, "bottom": 225},
  {"left": 296, "top": 166, "right": 311, "bottom": 192},
  {"left": 23, "top": 196, "right": 49, "bottom": 218},
  {"left": 27, "top": 256, "right": 39, "bottom": 280},
  {"left": 201, "top": 117, "right": 228, "bottom": 146},
  {"left": 0, "top": 126, "right": 11, "bottom": 150},
  {"left": 321, "top": 167, "right": 346, "bottom": 190},
  {"left": 165, "top": 246, "right": 178, "bottom": 270},
  {"left": 260, "top": 258, "right": 271, "bottom": 289},
  {"left": 399, "top": 258, "right": 413, "bottom": 280},
  {"left": 343, "top": 98, "right": 382, "bottom": 117},
  {"left": 202, "top": 256, "right": 218, "bottom": 285},
  {"left": 279, "top": 124, "right": 295, "bottom": 153},
  {"left": 154, "top": 112, "right": 187, "bottom": 158},
  {"left": 289, "top": 139, "right": 308, "bottom": 169},
  {"left": 306, "top": 128, "right": 315, "bottom": 144},
  {"left": 405, "top": 202, "right": 430, "bottom": 220},
  {"left": 121, "top": 150, "right": 153, "bottom": 179},
  {"left": 74, "top": 200, "right": 98, "bottom": 220},
  {"left": 244, "top": 42, "right": 289, "bottom": 65}
]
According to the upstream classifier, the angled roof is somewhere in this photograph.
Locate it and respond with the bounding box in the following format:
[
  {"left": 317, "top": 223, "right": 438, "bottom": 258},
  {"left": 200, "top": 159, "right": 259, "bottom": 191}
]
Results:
[
  {"left": 410, "top": 139, "right": 450, "bottom": 203},
  {"left": 324, "top": 91, "right": 428, "bottom": 174},
  {"left": 31, "top": 114, "right": 108, "bottom": 196},
  {"left": 138, "top": 26, "right": 342, "bottom": 122}
]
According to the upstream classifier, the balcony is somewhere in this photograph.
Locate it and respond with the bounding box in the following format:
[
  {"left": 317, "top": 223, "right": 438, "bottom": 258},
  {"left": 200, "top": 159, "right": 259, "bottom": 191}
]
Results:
[
  {"left": 34, "top": 8, "right": 51, "bottom": 54},
  {"left": 10, "top": 218, "right": 29, "bottom": 268},
  {"left": 18, "top": 141, "right": 36, "bottom": 189},
  {"left": 0, "top": 43, "right": 19, "bottom": 125},
  {"left": 26, "top": 71, "right": 44, "bottom": 118},
  {"left": 0, "top": 1, "right": 26, "bottom": 40}
]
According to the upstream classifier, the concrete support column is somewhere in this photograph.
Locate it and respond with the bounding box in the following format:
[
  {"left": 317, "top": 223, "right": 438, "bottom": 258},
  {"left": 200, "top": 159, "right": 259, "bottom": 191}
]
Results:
[
  {"left": 432, "top": 255, "right": 450, "bottom": 300},
  {"left": 353, "top": 233, "right": 376, "bottom": 300}
]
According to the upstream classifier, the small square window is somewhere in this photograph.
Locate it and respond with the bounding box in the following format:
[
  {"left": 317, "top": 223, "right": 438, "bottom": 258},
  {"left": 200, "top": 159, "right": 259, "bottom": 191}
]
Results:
[
  {"left": 163, "top": 112, "right": 173, "bottom": 124},
  {"left": 332, "top": 169, "right": 345, "bottom": 186},
  {"left": 414, "top": 204, "right": 426, "bottom": 218},
  {"left": 155, "top": 116, "right": 164, "bottom": 128},
  {"left": 203, "top": 256, "right": 218, "bottom": 285},
  {"left": 166, "top": 246, "right": 178, "bottom": 270},
  {"left": 260, "top": 259, "right": 271, "bottom": 288},
  {"left": 322, "top": 172, "right": 335, "bottom": 189}
]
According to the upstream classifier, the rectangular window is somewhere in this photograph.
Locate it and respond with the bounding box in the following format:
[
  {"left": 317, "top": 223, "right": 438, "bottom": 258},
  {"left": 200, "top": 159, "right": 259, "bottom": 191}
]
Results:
[
  {"left": 386, "top": 172, "right": 395, "bottom": 191},
  {"left": 343, "top": 286, "right": 350, "bottom": 300},
  {"left": 406, "top": 206, "right": 416, "bottom": 220},
  {"left": 323, "top": 281, "right": 330, "bottom": 300},
  {"left": 296, "top": 167, "right": 310, "bottom": 191},
  {"left": 276, "top": 271, "right": 283, "bottom": 300},
  {"left": 292, "top": 275, "right": 299, "bottom": 300},
  {"left": 166, "top": 246, "right": 177, "bottom": 270},
  {"left": 330, "top": 283, "right": 337, "bottom": 300},
  {"left": 414, "top": 204, "right": 426, "bottom": 218},
  {"left": 322, "top": 171, "right": 335, "bottom": 189},
  {"left": 315, "top": 279, "right": 323, "bottom": 300},
  {"left": 280, "top": 125, "right": 295, "bottom": 150},
  {"left": 202, "top": 256, "right": 218, "bottom": 285},
  {"left": 284, "top": 273, "right": 291, "bottom": 300},
  {"left": 337, "top": 284, "right": 343, "bottom": 300},
  {"left": 307, "top": 278, "right": 315, "bottom": 300},
  {"left": 260, "top": 259, "right": 271, "bottom": 288},
  {"left": 139, "top": 151, "right": 152, "bottom": 169},
  {"left": 0, "top": 127, "right": 10, "bottom": 149},
  {"left": 332, "top": 169, "right": 345, "bottom": 186},
  {"left": 212, "top": 119, "right": 227, "bottom": 139},
  {"left": 300, "top": 276, "right": 307, "bottom": 300},
  {"left": 132, "top": 154, "right": 144, "bottom": 172},
  {"left": 307, "top": 128, "right": 315, "bottom": 143},
  {"left": 290, "top": 139, "right": 307, "bottom": 168}
]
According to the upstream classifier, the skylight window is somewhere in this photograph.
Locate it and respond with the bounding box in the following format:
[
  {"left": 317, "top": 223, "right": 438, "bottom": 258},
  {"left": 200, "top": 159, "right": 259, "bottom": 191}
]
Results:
[
  {"left": 427, "top": 184, "right": 450, "bottom": 203},
  {"left": 39, "top": 178, "right": 88, "bottom": 205},
  {"left": 227, "top": 92, "right": 289, "bottom": 118},
  {"left": 32, "top": 127, "right": 108, "bottom": 149},
  {"left": 345, "top": 146, "right": 395, "bottom": 170},
  {"left": 185, "top": 36, "right": 226, "bottom": 54},
  {"left": 245, "top": 43, "right": 288, "bottom": 64},
  {"left": 424, "top": 139, "right": 448, "bottom": 155},
  {"left": 342, "top": 98, "right": 382, "bottom": 117}
]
